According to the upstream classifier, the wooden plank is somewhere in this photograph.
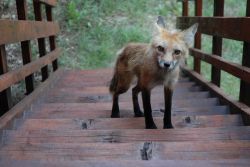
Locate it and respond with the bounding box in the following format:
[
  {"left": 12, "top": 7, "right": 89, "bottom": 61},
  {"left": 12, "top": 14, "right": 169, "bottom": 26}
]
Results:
[
  {"left": 0, "top": 159, "right": 249, "bottom": 167},
  {"left": 182, "top": 0, "right": 188, "bottom": 16},
  {"left": 4, "top": 127, "right": 250, "bottom": 143},
  {"left": 0, "top": 49, "right": 60, "bottom": 92},
  {"left": 14, "top": 115, "right": 242, "bottom": 130},
  {"left": 211, "top": 0, "right": 224, "bottom": 86},
  {"left": 33, "top": 0, "right": 49, "bottom": 81},
  {"left": 0, "top": 68, "right": 64, "bottom": 131},
  {"left": 177, "top": 17, "right": 250, "bottom": 42},
  {"left": 16, "top": 0, "right": 34, "bottom": 94},
  {"left": 0, "top": 45, "right": 12, "bottom": 115},
  {"left": 28, "top": 103, "right": 229, "bottom": 119},
  {"left": 182, "top": 66, "right": 250, "bottom": 125},
  {"left": 46, "top": 5, "right": 58, "bottom": 71},
  {"left": 0, "top": 20, "right": 59, "bottom": 45},
  {"left": 189, "top": 48, "right": 250, "bottom": 84},
  {"left": 239, "top": 0, "right": 250, "bottom": 115},
  {"left": 35, "top": 0, "right": 57, "bottom": 7},
  {"left": 193, "top": 0, "right": 202, "bottom": 73},
  {"left": 1, "top": 141, "right": 250, "bottom": 160}
]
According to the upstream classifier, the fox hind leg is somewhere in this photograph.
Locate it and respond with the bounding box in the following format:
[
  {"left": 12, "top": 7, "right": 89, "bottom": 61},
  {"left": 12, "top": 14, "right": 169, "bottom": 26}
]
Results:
[
  {"left": 132, "top": 85, "right": 144, "bottom": 117},
  {"left": 110, "top": 71, "right": 133, "bottom": 118}
]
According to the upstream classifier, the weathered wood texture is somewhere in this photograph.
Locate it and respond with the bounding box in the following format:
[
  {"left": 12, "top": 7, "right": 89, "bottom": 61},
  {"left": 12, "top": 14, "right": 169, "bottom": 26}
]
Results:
[
  {"left": 0, "top": 45, "right": 12, "bottom": 114},
  {"left": 0, "top": 20, "right": 59, "bottom": 45},
  {"left": 0, "top": 49, "right": 60, "bottom": 92},
  {"left": 0, "top": 69, "right": 249, "bottom": 166},
  {"left": 0, "top": 0, "right": 60, "bottom": 115},
  {"left": 36, "top": 0, "right": 57, "bottom": 7},
  {"left": 240, "top": 0, "right": 250, "bottom": 108},
  {"left": 177, "top": 17, "right": 250, "bottom": 42},
  {"left": 177, "top": 0, "right": 250, "bottom": 123},
  {"left": 16, "top": 0, "right": 34, "bottom": 94},
  {"left": 211, "top": 0, "right": 224, "bottom": 86},
  {"left": 193, "top": 0, "right": 202, "bottom": 73}
]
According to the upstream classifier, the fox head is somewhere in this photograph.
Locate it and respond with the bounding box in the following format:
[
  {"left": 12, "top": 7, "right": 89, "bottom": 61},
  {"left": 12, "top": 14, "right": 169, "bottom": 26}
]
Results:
[{"left": 151, "top": 16, "right": 198, "bottom": 71}]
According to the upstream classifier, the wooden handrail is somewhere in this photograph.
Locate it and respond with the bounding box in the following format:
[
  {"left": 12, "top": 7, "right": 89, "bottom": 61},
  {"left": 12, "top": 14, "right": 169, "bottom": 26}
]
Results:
[
  {"left": 0, "top": 0, "right": 59, "bottom": 115},
  {"left": 0, "top": 20, "right": 59, "bottom": 45},
  {"left": 35, "top": 0, "right": 57, "bottom": 7},
  {"left": 177, "top": 17, "right": 250, "bottom": 42},
  {"left": 178, "top": 0, "right": 250, "bottom": 123},
  {"left": 0, "top": 49, "right": 60, "bottom": 92},
  {"left": 189, "top": 48, "right": 250, "bottom": 84}
]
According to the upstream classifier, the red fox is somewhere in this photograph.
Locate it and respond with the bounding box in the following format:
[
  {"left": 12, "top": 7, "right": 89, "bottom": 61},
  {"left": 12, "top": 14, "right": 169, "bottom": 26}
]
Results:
[{"left": 109, "top": 16, "right": 198, "bottom": 129}]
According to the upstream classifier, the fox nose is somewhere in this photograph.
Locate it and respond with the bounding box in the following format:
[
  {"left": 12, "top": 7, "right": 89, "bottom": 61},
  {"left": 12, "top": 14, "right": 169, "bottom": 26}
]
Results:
[{"left": 164, "top": 62, "right": 171, "bottom": 68}]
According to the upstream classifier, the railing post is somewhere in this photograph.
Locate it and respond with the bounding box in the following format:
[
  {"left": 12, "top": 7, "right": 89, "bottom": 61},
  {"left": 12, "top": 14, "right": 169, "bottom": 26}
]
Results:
[
  {"left": 194, "top": 0, "right": 202, "bottom": 73},
  {"left": 16, "top": 0, "right": 34, "bottom": 94},
  {"left": 211, "top": 0, "right": 224, "bottom": 86},
  {"left": 46, "top": 5, "right": 58, "bottom": 71},
  {"left": 0, "top": 45, "right": 12, "bottom": 115},
  {"left": 240, "top": 0, "right": 250, "bottom": 106},
  {"left": 33, "top": 0, "right": 49, "bottom": 81},
  {"left": 182, "top": 0, "right": 189, "bottom": 16}
]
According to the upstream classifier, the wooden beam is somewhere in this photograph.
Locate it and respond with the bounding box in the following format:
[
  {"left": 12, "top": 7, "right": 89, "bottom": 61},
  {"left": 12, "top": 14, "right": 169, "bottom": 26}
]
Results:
[
  {"left": 182, "top": 0, "right": 188, "bottom": 16},
  {"left": 240, "top": 0, "right": 250, "bottom": 107},
  {"left": 46, "top": 5, "right": 58, "bottom": 71},
  {"left": 0, "top": 45, "right": 12, "bottom": 115},
  {"left": 189, "top": 48, "right": 250, "bottom": 84},
  {"left": 177, "top": 17, "right": 250, "bottom": 42},
  {"left": 33, "top": 0, "right": 48, "bottom": 81},
  {"left": 16, "top": 0, "right": 34, "bottom": 94},
  {"left": 194, "top": 0, "right": 202, "bottom": 73},
  {"left": 0, "top": 68, "right": 64, "bottom": 131},
  {"left": 211, "top": 0, "right": 224, "bottom": 87},
  {"left": 35, "top": 0, "right": 57, "bottom": 7},
  {"left": 0, "top": 20, "right": 59, "bottom": 45},
  {"left": 0, "top": 49, "right": 60, "bottom": 92},
  {"left": 182, "top": 66, "right": 250, "bottom": 125}
]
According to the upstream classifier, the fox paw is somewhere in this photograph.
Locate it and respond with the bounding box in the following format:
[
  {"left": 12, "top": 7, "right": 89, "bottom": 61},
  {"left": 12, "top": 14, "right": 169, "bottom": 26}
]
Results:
[
  {"left": 164, "top": 124, "right": 174, "bottom": 129},
  {"left": 146, "top": 123, "right": 157, "bottom": 129},
  {"left": 134, "top": 111, "right": 144, "bottom": 117},
  {"left": 111, "top": 113, "right": 120, "bottom": 118}
]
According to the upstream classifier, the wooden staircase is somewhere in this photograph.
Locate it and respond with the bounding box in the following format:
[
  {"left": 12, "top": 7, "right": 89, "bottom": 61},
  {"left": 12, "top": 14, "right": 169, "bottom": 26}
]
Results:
[{"left": 0, "top": 69, "right": 250, "bottom": 166}]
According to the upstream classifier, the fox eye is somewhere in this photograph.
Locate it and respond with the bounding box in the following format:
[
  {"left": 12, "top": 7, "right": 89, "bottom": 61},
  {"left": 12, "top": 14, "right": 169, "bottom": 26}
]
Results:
[
  {"left": 157, "top": 46, "right": 165, "bottom": 53},
  {"left": 174, "top": 49, "right": 181, "bottom": 55}
]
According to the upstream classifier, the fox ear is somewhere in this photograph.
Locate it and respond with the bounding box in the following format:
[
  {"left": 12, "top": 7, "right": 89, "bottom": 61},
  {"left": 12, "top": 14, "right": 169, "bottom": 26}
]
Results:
[
  {"left": 181, "top": 23, "right": 199, "bottom": 46},
  {"left": 156, "top": 16, "right": 166, "bottom": 28}
]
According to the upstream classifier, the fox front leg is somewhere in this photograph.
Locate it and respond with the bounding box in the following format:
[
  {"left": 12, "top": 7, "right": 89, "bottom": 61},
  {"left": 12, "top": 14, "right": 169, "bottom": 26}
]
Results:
[
  {"left": 163, "top": 87, "right": 174, "bottom": 129},
  {"left": 142, "top": 89, "right": 157, "bottom": 129}
]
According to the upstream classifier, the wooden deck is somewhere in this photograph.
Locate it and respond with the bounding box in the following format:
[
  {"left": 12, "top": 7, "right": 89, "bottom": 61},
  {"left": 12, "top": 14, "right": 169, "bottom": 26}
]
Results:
[{"left": 0, "top": 68, "right": 250, "bottom": 166}]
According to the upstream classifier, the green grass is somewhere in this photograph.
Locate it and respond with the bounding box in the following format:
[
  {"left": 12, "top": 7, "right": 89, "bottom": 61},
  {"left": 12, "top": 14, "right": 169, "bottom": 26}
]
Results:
[{"left": 56, "top": 0, "right": 181, "bottom": 69}]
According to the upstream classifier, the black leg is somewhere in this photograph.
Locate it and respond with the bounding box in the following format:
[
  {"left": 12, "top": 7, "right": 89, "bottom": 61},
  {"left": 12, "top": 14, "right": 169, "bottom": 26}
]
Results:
[
  {"left": 142, "top": 89, "right": 157, "bottom": 129},
  {"left": 111, "top": 93, "right": 120, "bottom": 118},
  {"left": 163, "top": 87, "right": 174, "bottom": 129},
  {"left": 132, "top": 85, "right": 144, "bottom": 117}
]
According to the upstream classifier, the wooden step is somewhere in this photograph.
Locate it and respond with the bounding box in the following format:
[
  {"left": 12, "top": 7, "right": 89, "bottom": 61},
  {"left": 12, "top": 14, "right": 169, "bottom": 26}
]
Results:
[
  {"left": 56, "top": 79, "right": 196, "bottom": 88},
  {"left": 0, "top": 159, "right": 249, "bottom": 167},
  {"left": 4, "top": 127, "right": 250, "bottom": 144},
  {"left": 48, "top": 85, "right": 203, "bottom": 96},
  {"left": 45, "top": 91, "right": 211, "bottom": 103},
  {"left": 45, "top": 94, "right": 219, "bottom": 108},
  {"left": 13, "top": 115, "right": 242, "bottom": 130},
  {"left": 1, "top": 141, "right": 250, "bottom": 161},
  {"left": 27, "top": 104, "right": 229, "bottom": 119}
]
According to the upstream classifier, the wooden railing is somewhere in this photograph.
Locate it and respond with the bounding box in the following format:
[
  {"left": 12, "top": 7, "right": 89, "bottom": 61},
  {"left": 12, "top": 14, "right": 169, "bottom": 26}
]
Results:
[
  {"left": 0, "top": 0, "right": 59, "bottom": 115},
  {"left": 177, "top": 0, "right": 250, "bottom": 124}
]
